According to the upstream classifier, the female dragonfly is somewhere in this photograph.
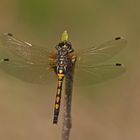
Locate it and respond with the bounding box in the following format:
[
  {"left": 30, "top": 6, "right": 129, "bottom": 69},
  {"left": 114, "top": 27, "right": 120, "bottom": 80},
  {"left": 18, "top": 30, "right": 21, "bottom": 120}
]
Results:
[{"left": 0, "top": 31, "right": 127, "bottom": 124}]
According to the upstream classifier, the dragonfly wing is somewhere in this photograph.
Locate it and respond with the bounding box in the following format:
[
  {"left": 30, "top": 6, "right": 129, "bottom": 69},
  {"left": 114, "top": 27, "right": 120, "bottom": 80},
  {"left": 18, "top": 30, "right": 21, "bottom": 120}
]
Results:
[
  {"left": 0, "top": 60, "right": 57, "bottom": 84},
  {"left": 0, "top": 33, "right": 57, "bottom": 84},
  {"left": 0, "top": 33, "right": 52, "bottom": 64},
  {"left": 74, "top": 63, "right": 126, "bottom": 86},
  {"left": 76, "top": 37, "right": 127, "bottom": 66}
]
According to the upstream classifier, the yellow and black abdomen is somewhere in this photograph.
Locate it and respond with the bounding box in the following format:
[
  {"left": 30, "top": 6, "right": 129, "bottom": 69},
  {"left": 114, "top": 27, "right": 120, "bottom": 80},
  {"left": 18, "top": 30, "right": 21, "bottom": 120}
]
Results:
[{"left": 53, "top": 69, "right": 65, "bottom": 124}]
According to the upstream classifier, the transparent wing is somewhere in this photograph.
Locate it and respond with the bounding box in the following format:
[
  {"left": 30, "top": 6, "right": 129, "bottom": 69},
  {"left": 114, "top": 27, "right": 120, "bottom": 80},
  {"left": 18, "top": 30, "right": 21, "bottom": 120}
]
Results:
[
  {"left": 76, "top": 37, "right": 127, "bottom": 66},
  {"left": 0, "top": 33, "right": 52, "bottom": 64},
  {"left": 0, "top": 33, "right": 57, "bottom": 84},
  {"left": 74, "top": 63, "right": 126, "bottom": 86}
]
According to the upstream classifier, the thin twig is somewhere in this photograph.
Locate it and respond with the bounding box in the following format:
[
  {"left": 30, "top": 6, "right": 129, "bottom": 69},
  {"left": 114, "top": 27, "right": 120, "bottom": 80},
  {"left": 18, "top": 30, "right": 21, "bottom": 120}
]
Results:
[{"left": 61, "top": 67, "right": 74, "bottom": 140}]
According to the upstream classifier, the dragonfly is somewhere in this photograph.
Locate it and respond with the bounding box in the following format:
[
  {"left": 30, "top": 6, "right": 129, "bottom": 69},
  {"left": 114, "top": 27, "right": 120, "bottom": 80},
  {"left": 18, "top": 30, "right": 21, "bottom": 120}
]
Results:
[{"left": 0, "top": 31, "right": 127, "bottom": 124}]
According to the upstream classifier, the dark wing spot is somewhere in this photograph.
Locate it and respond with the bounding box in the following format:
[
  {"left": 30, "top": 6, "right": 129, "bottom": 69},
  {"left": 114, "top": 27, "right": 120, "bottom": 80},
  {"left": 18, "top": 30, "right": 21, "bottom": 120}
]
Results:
[
  {"left": 3, "top": 58, "right": 10, "bottom": 61},
  {"left": 7, "top": 33, "right": 13, "bottom": 36},
  {"left": 115, "top": 63, "right": 122, "bottom": 66},
  {"left": 115, "top": 37, "right": 121, "bottom": 40}
]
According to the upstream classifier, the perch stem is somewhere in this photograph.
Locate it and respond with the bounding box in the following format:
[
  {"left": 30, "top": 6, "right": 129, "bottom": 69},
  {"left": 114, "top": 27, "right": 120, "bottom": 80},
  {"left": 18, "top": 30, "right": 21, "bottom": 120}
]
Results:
[{"left": 61, "top": 67, "right": 74, "bottom": 140}]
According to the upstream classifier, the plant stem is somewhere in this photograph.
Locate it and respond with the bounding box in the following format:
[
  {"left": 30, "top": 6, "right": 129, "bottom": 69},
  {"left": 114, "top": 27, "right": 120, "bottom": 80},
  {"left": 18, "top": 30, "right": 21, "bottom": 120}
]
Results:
[{"left": 61, "top": 67, "right": 74, "bottom": 140}]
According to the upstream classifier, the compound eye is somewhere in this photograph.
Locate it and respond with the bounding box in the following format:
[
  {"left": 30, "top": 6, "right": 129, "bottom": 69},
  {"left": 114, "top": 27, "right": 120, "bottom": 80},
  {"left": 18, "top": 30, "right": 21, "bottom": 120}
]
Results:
[
  {"left": 66, "top": 41, "right": 72, "bottom": 47},
  {"left": 65, "top": 41, "right": 72, "bottom": 50},
  {"left": 55, "top": 45, "right": 61, "bottom": 50},
  {"left": 55, "top": 45, "right": 59, "bottom": 50}
]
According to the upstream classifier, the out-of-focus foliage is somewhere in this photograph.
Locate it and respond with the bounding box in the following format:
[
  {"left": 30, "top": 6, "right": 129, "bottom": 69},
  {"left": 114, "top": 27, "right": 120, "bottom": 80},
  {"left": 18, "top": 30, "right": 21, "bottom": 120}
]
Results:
[{"left": 18, "top": 0, "right": 57, "bottom": 29}]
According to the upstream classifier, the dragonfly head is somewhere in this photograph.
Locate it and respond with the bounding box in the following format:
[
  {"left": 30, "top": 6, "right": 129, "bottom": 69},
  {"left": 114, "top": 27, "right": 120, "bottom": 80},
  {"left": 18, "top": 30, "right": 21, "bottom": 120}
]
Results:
[
  {"left": 55, "top": 30, "right": 74, "bottom": 53},
  {"left": 55, "top": 41, "right": 73, "bottom": 52}
]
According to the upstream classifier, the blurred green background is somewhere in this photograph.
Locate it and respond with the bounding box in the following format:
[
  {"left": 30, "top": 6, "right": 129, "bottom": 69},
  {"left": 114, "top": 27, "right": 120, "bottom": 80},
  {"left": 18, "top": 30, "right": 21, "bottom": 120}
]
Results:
[{"left": 0, "top": 0, "right": 139, "bottom": 140}]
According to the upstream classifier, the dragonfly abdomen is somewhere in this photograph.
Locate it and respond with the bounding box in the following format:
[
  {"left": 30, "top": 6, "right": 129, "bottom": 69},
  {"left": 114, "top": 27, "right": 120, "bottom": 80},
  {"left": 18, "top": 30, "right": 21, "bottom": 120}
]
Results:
[{"left": 53, "top": 68, "right": 65, "bottom": 124}]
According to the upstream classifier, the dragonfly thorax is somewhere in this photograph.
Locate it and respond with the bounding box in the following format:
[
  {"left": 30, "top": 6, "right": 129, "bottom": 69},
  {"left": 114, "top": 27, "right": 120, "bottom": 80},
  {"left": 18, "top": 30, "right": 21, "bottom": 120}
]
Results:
[{"left": 54, "top": 41, "right": 75, "bottom": 75}]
